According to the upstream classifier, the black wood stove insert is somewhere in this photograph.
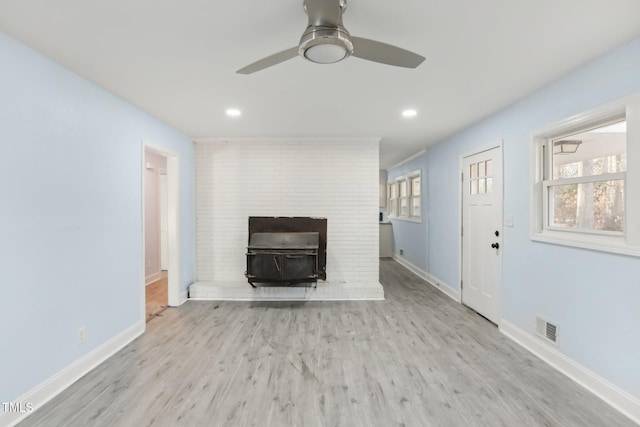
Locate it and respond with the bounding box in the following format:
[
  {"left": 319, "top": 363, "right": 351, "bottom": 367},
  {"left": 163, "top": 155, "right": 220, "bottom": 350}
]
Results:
[{"left": 245, "top": 217, "right": 327, "bottom": 287}]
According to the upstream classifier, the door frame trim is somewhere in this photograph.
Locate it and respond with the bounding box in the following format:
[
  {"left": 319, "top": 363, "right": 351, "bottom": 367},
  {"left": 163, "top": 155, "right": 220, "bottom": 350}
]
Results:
[
  {"left": 142, "top": 140, "right": 182, "bottom": 318},
  {"left": 458, "top": 140, "right": 504, "bottom": 325}
]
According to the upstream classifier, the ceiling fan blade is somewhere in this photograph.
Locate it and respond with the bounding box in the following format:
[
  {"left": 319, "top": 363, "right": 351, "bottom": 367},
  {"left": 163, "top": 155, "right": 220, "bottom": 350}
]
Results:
[
  {"left": 236, "top": 47, "right": 299, "bottom": 74},
  {"left": 350, "top": 36, "right": 425, "bottom": 69}
]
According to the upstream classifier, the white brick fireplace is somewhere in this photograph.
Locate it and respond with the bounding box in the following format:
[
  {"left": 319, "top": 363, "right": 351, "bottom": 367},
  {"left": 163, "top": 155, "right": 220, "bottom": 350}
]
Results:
[{"left": 189, "top": 138, "right": 384, "bottom": 300}]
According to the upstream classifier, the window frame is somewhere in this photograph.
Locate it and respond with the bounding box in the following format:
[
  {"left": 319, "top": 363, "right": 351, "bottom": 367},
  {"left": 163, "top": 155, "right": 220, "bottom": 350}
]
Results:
[
  {"left": 387, "top": 181, "right": 398, "bottom": 217},
  {"left": 530, "top": 96, "right": 640, "bottom": 257},
  {"left": 398, "top": 179, "right": 408, "bottom": 216},
  {"left": 410, "top": 175, "right": 421, "bottom": 218},
  {"left": 388, "top": 170, "right": 422, "bottom": 223},
  {"left": 543, "top": 116, "right": 626, "bottom": 236}
]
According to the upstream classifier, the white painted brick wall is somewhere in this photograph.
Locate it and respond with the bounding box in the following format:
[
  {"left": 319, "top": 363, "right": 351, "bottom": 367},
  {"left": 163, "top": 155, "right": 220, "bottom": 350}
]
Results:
[{"left": 195, "top": 138, "right": 380, "bottom": 286}]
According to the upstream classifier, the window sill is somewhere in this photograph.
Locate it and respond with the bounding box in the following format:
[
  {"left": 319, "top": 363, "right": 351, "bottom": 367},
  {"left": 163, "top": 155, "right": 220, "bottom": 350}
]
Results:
[
  {"left": 389, "top": 216, "right": 422, "bottom": 224},
  {"left": 531, "top": 231, "right": 640, "bottom": 258}
]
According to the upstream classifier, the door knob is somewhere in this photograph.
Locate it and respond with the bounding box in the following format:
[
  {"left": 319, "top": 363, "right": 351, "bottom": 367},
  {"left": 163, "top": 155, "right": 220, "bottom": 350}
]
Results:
[{"left": 491, "top": 243, "right": 500, "bottom": 249}]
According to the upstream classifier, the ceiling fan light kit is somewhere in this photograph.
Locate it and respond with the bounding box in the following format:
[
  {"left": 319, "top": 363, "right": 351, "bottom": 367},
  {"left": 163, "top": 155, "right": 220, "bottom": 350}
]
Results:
[
  {"left": 299, "top": 26, "right": 353, "bottom": 64},
  {"left": 236, "top": 0, "right": 425, "bottom": 74}
]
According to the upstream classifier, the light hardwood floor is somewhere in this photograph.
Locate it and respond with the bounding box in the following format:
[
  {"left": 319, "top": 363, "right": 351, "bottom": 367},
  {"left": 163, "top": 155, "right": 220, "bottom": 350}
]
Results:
[
  {"left": 146, "top": 272, "right": 168, "bottom": 323},
  {"left": 19, "top": 259, "right": 635, "bottom": 426}
]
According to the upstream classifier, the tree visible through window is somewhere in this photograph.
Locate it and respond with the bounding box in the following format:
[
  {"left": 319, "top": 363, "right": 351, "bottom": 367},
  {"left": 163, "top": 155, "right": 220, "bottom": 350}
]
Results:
[
  {"left": 548, "top": 120, "right": 626, "bottom": 233},
  {"left": 532, "top": 98, "right": 640, "bottom": 257}
]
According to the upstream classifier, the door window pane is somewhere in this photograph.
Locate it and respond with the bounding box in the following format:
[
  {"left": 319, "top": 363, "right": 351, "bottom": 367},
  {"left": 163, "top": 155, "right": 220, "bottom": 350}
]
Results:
[{"left": 478, "top": 161, "right": 485, "bottom": 177}]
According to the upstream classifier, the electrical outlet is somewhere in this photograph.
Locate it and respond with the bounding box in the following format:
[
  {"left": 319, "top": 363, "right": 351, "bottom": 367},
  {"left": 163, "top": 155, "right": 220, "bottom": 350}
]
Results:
[
  {"left": 77, "top": 327, "right": 87, "bottom": 345},
  {"left": 399, "top": 249, "right": 404, "bottom": 256}
]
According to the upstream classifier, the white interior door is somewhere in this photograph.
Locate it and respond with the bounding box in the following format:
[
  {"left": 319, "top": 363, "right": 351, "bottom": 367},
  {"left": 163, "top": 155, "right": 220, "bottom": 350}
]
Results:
[{"left": 461, "top": 145, "right": 502, "bottom": 324}]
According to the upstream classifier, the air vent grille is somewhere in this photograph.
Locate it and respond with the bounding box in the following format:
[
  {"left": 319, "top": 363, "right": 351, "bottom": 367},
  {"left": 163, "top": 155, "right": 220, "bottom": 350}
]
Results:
[
  {"left": 545, "top": 322, "right": 557, "bottom": 342},
  {"left": 536, "top": 316, "right": 558, "bottom": 345}
]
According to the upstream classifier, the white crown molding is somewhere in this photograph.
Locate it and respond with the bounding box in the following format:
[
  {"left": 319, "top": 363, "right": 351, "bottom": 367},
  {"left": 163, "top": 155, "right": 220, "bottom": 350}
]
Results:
[
  {"left": 193, "top": 136, "right": 382, "bottom": 144},
  {"left": 387, "top": 149, "right": 427, "bottom": 170}
]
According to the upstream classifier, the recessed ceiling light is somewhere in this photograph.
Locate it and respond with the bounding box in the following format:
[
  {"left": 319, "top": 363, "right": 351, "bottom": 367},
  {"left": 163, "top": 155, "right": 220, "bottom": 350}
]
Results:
[
  {"left": 402, "top": 109, "right": 417, "bottom": 118},
  {"left": 225, "top": 108, "right": 241, "bottom": 117}
]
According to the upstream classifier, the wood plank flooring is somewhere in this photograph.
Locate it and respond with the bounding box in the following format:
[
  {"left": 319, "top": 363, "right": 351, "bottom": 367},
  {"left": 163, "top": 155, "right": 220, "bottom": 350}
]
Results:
[
  {"left": 19, "top": 259, "right": 635, "bottom": 426},
  {"left": 146, "top": 272, "right": 168, "bottom": 323}
]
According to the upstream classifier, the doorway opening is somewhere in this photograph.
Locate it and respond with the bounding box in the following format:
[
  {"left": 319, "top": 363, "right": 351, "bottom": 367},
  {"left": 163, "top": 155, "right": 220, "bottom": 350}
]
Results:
[
  {"left": 145, "top": 271, "right": 168, "bottom": 322},
  {"left": 142, "top": 141, "right": 181, "bottom": 324}
]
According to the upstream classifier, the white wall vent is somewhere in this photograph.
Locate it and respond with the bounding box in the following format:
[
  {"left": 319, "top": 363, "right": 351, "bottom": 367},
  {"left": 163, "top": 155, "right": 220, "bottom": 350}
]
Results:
[{"left": 536, "top": 316, "right": 558, "bottom": 345}]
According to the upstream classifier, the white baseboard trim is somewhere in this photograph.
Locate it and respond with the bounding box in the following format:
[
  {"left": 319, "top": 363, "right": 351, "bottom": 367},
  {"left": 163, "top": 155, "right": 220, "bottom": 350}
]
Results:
[
  {"left": 189, "top": 281, "right": 385, "bottom": 301},
  {"left": 392, "top": 254, "right": 460, "bottom": 302},
  {"left": 425, "top": 272, "right": 461, "bottom": 302},
  {"left": 2, "top": 320, "right": 145, "bottom": 427},
  {"left": 145, "top": 272, "right": 162, "bottom": 285},
  {"left": 392, "top": 253, "right": 428, "bottom": 280},
  {"left": 179, "top": 290, "right": 188, "bottom": 305},
  {"left": 500, "top": 320, "right": 640, "bottom": 425}
]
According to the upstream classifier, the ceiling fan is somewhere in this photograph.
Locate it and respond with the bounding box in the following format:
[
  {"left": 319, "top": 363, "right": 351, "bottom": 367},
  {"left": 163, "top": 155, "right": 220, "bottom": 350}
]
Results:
[{"left": 236, "top": 0, "right": 425, "bottom": 74}]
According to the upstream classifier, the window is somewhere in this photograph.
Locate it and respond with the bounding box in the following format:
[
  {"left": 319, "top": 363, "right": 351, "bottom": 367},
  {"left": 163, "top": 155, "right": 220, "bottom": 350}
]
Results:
[
  {"left": 399, "top": 179, "right": 408, "bottom": 216},
  {"left": 531, "top": 98, "right": 640, "bottom": 256},
  {"left": 547, "top": 120, "right": 626, "bottom": 233},
  {"left": 388, "top": 171, "right": 421, "bottom": 222},
  {"left": 388, "top": 182, "right": 398, "bottom": 217},
  {"left": 410, "top": 175, "right": 421, "bottom": 217}
]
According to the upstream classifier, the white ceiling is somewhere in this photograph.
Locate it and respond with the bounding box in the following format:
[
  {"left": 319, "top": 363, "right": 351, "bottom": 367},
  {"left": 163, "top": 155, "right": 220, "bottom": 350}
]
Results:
[{"left": 1, "top": 0, "right": 639, "bottom": 168}]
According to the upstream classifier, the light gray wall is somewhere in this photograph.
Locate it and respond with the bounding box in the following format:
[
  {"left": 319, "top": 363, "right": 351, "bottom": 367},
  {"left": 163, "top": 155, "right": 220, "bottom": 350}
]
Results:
[
  {"left": 387, "top": 152, "right": 429, "bottom": 271},
  {"left": 392, "top": 37, "right": 640, "bottom": 400},
  {"left": 0, "top": 31, "right": 195, "bottom": 402}
]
